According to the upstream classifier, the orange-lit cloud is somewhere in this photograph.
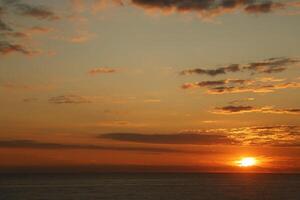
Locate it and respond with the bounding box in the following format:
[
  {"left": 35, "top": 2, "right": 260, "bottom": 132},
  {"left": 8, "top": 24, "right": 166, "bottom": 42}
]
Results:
[
  {"left": 89, "top": 67, "right": 117, "bottom": 75},
  {"left": 49, "top": 95, "right": 92, "bottom": 104},
  {"left": 0, "top": 41, "right": 37, "bottom": 55},
  {"left": 182, "top": 79, "right": 252, "bottom": 89},
  {"left": 99, "top": 125, "right": 300, "bottom": 147}
]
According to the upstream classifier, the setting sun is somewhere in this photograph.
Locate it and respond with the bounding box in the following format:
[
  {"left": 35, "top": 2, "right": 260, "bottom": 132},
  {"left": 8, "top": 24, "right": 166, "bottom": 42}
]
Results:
[{"left": 236, "top": 157, "right": 257, "bottom": 167}]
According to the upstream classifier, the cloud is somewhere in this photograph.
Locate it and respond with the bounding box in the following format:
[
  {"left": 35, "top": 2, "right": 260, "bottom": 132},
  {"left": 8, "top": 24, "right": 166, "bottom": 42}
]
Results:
[
  {"left": 181, "top": 64, "right": 240, "bottom": 76},
  {"left": 178, "top": 125, "right": 300, "bottom": 147},
  {"left": 49, "top": 95, "right": 92, "bottom": 104},
  {"left": 131, "top": 0, "right": 287, "bottom": 18},
  {"left": 244, "top": 57, "right": 299, "bottom": 74},
  {"left": 22, "top": 97, "right": 38, "bottom": 103},
  {"left": 244, "top": 1, "right": 285, "bottom": 13},
  {"left": 182, "top": 79, "right": 251, "bottom": 89},
  {"left": 92, "top": 0, "right": 124, "bottom": 12},
  {"left": 27, "top": 26, "right": 52, "bottom": 34},
  {"left": 1, "top": 0, "right": 60, "bottom": 20},
  {"left": 0, "top": 41, "right": 37, "bottom": 55},
  {"left": 182, "top": 76, "right": 300, "bottom": 94},
  {"left": 207, "top": 81, "right": 300, "bottom": 94},
  {"left": 0, "top": 1, "right": 60, "bottom": 56},
  {"left": 69, "top": 33, "right": 92, "bottom": 43},
  {"left": 0, "top": 18, "right": 12, "bottom": 31},
  {"left": 13, "top": 3, "right": 60, "bottom": 20},
  {"left": 100, "top": 132, "right": 236, "bottom": 145},
  {"left": 213, "top": 105, "right": 300, "bottom": 114},
  {"left": 89, "top": 67, "right": 117, "bottom": 75},
  {"left": 1, "top": 31, "right": 28, "bottom": 38},
  {"left": 0, "top": 139, "right": 193, "bottom": 154},
  {"left": 229, "top": 97, "right": 255, "bottom": 104},
  {"left": 1, "top": 26, "right": 52, "bottom": 39},
  {"left": 226, "top": 125, "right": 300, "bottom": 147},
  {"left": 143, "top": 99, "right": 161, "bottom": 103},
  {"left": 94, "top": 121, "right": 148, "bottom": 128},
  {"left": 180, "top": 57, "right": 299, "bottom": 77}
]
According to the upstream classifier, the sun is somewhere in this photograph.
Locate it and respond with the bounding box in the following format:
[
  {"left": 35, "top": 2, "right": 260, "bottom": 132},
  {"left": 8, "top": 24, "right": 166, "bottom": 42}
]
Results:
[{"left": 236, "top": 157, "right": 257, "bottom": 167}]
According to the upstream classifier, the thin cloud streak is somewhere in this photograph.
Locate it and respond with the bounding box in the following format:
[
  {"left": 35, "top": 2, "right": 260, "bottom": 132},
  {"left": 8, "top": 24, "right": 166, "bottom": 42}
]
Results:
[
  {"left": 213, "top": 105, "right": 300, "bottom": 115},
  {"left": 100, "top": 132, "right": 236, "bottom": 145},
  {"left": 0, "top": 139, "right": 196, "bottom": 154},
  {"left": 180, "top": 57, "right": 299, "bottom": 76},
  {"left": 89, "top": 67, "right": 117, "bottom": 75}
]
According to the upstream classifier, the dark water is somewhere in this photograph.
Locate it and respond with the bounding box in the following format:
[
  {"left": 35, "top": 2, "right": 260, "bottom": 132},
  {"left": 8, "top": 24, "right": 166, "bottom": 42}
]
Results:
[{"left": 0, "top": 173, "right": 299, "bottom": 200}]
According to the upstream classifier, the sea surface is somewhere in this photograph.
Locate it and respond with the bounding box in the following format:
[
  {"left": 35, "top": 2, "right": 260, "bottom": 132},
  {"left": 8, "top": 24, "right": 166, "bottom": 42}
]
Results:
[{"left": 0, "top": 173, "right": 299, "bottom": 200}]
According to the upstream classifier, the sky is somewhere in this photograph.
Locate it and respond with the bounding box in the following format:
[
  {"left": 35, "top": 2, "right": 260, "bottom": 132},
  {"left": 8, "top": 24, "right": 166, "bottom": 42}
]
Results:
[{"left": 0, "top": 0, "right": 300, "bottom": 173}]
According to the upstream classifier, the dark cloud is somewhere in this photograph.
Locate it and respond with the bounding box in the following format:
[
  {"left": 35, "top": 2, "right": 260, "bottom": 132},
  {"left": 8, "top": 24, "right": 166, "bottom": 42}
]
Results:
[
  {"left": 49, "top": 95, "right": 92, "bottom": 104},
  {"left": 22, "top": 97, "right": 38, "bottom": 103},
  {"left": 0, "top": 139, "right": 194, "bottom": 154},
  {"left": 131, "top": 0, "right": 286, "bottom": 17},
  {"left": 0, "top": 41, "right": 36, "bottom": 55},
  {"left": 245, "top": 2, "right": 284, "bottom": 13},
  {"left": 181, "top": 64, "right": 240, "bottom": 76},
  {"left": 100, "top": 132, "right": 236, "bottom": 145},
  {"left": 182, "top": 76, "right": 300, "bottom": 94},
  {"left": 89, "top": 67, "right": 117, "bottom": 75},
  {"left": 214, "top": 105, "right": 255, "bottom": 114},
  {"left": 0, "top": 1, "right": 58, "bottom": 56},
  {"left": 182, "top": 79, "right": 251, "bottom": 89},
  {"left": 1, "top": 31, "right": 28, "bottom": 38},
  {"left": 0, "top": 0, "right": 60, "bottom": 20},
  {"left": 0, "top": 19, "right": 11, "bottom": 31},
  {"left": 213, "top": 105, "right": 300, "bottom": 114},
  {"left": 244, "top": 57, "right": 299, "bottom": 74},
  {"left": 180, "top": 57, "right": 299, "bottom": 77},
  {"left": 14, "top": 3, "right": 59, "bottom": 20},
  {"left": 207, "top": 81, "right": 300, "bottom": 94}
]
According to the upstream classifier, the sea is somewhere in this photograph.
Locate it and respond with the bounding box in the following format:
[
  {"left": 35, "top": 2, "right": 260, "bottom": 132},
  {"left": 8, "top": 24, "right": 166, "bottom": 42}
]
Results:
[{"left": 0, "top": 173, "right": 299, "bottom": 200}]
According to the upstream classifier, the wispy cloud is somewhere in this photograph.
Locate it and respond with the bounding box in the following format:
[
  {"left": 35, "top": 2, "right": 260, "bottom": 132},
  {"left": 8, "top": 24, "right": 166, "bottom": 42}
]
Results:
[
  {"left": 0, "top": 1, "right": 59, "bottom": 56},
  {"left": 100, "top": 132, "right": 236, "bottom": 145},
  {"left": 182, "top": 79, "right": 252, "bottom": 89},
  {"left": 182, "top": 77, "right": 300, "bottom": 94},
  {"left": 213, "top": 105, "right": 300, "bottom": 115},
  {"left": 99, "top": 125, "right": 300, "bottom": 147},
  {"left": 49, "top": 95, "right": 92, "bottom": 104},
  {"left": 89, "top": 67, "right": 117, "bottom": 75},
  {"left": 0, "top": 139, "right": 192, "bottom": 154},
  {"left": 226, "top": 125, "right": 300, "bottom": 147},
  {"left": 8, "top": 1, "right": 60, "bottom": 20},
  {"left": 207, "top": 81, "right": 300, "bottom": 94},
  {"left": 0, "top": 41, "right": 39, "bottom": 55},
  {"left": 244, "top": 57, "right": 299, "bottom": 74},
  {"left": 180, "top": 57, "right": 299, "bottom": 77},
  {"left": 181, "top": 64, "right": 240, "bottom": 76}
]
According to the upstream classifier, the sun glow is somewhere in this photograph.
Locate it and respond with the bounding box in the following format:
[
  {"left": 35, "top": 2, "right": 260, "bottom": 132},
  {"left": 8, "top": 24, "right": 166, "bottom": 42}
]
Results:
[{"left": 236, "top": 157, "right": 257, "bottom": 167}]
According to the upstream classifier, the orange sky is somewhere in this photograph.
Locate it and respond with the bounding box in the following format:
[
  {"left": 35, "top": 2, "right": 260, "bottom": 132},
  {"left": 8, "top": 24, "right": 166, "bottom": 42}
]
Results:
[{"left": 0, "top": 0, "right": 300, "bottom": 173}]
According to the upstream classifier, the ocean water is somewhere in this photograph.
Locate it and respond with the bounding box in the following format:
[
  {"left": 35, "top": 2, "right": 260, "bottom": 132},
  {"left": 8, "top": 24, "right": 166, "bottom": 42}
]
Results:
[{"left": 0, "top": 173, "right": 299, "bottom": 200}]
